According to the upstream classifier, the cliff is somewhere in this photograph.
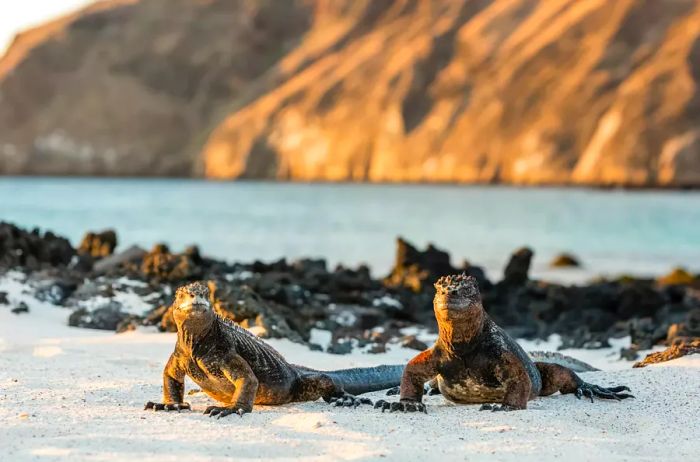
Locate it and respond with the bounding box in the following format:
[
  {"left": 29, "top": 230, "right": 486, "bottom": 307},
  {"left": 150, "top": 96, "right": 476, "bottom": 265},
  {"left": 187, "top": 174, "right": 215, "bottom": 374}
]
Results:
[
  {"left": 2, "top": 0, "right": 700, "bottom": 186},
  {"left": 0, "top": 0, "right": 312, "bottom": 176}
]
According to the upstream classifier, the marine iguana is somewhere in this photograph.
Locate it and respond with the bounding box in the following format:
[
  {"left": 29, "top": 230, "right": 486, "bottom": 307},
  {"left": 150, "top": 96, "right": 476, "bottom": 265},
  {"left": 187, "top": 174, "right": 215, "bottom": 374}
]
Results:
[
  {"left": 144, "top": 281, "right": 403, "bottom": 418},
  {"left": 375, "top": 274, "right": 633, "bottom": 413}
]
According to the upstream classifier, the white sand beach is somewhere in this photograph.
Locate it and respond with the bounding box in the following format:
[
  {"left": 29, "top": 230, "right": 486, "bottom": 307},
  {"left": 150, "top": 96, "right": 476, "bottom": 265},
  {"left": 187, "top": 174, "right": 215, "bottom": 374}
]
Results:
[{"left": 1, "top": 272, "right": 698, "bottom": 462}]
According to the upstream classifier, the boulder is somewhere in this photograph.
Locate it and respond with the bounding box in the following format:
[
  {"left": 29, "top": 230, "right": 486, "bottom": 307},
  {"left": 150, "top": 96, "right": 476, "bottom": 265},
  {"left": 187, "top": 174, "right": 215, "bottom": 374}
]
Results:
[
  {"left": 617, "top": 282, "right": 665, "bottom": 319},
  {"left": 11, "top": 301, "right": 29, "bottom": 314},
  {"left": 383, "top": 237, "right": 456, "bottom": 293},
  {"left": 400, "top": 335, "right": 428, "bottom": 351},
  {"left": 78, "top": 230, "right": 118, "bottom": 258},
  {"left": 0, "top": 222, "right": 74, "bottom": 270},
  {"left": 140, "top": 244, "right": 202, "bottom": 282},
  {"left": 550, "top": 253, "right": 581, "bottom": 268},
  {"left": 628, "top": 317, "right": 668, "bottom": 350},
  {"left": 209, "top": 280, "right": 305, "bottom": 343},
  {"left": 92, "top": 245, "right": 147, "bottom": 274},
  {"left": 666, "top": 308, "right": 700, "bottom": 343},
  {"left": 658, "top": 267, "right": 696, "bottom": 286},
  {"left": 33, "top": 278, "right": 79, "bottom": 305},
  {"left": 68, "top": 300, "right": 129, "bottom": 330},
  {"left": 557, "top": 329, "right": 611, "bottom": 350},
  {"left": 502, "top": 247, "right": 533, "bottom": 286},
  {"left": 619, "top": 346, "right": 640, "bottom": 361},
  {"left": 327, "top": 340, "right": 353, "bottom": 355}
]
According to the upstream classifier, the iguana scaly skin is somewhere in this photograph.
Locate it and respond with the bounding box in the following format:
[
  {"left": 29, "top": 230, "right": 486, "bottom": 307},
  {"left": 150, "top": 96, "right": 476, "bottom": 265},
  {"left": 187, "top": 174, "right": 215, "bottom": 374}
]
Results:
[
  {"left": 376, "top": 274, "right": 633, "bottom": 413},
  {"left": 145, "top": 282, "right": 403, "bottom": 418}
]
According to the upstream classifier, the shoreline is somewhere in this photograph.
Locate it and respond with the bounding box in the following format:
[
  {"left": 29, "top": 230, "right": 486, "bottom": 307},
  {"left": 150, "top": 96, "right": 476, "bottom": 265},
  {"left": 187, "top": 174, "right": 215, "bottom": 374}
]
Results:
[
  {"left": 4, "top": 174, "right": 700, "bottom": 191},
  {"left": 3, "top": 179, "right": 699, "bottom": 284}
]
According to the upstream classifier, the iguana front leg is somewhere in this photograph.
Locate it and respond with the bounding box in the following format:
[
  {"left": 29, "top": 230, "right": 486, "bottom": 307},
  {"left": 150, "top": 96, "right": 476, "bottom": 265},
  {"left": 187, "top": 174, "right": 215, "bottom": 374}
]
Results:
[
  {"left": 145, "top": 352, "right": 191, "bottom": 412},
  {"left": 376, "top": 349, "right": 437, "bottom": 413},
  {"left": 204, "top": 354, "right": 259, "bottom": 419},
  {"left": 386, "top": 378, "right": 440, "bottom": 396},
  {"left": 480, "top": 352, "right": 532, "bottom": 412}
]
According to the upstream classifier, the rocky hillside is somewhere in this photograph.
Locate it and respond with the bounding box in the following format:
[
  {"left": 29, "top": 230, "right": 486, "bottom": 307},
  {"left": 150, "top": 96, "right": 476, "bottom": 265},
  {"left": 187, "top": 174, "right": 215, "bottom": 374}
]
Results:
[
  {"left": 0, "top": 0, "right": 312, "bottom": 176},
  {"left": 1, "top": 0, "right": 699, "bottom": 186}
]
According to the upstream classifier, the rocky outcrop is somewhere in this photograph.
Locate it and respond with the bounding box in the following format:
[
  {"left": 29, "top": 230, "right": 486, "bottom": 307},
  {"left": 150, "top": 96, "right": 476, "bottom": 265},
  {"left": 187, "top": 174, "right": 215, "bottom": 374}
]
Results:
[
  {"left": 78, "top": 230, "right": 118, "bottom": 258},
  {"left": 383, "top": 237, "right": 457, "bottom": 293},
  {"left": 502, "top": 247, "right": 534, "bottom": 287},
  {"left": 139, "top": 244, "right": 204, "bottom": 282},
  {"left": 382, "top": 237, "right": 489, "bottom": 325},
  {"left": 0, "top": 222, "right": 74, "bottom": 269},
  {"left": 1, "top": 1, "right": 700, "bottom": 186},
  {"left": 658, "top": 267, "right": 699, "bottom": 286},
  {"left": 3, "top": 221, "right": 700, "bottom": 356}
]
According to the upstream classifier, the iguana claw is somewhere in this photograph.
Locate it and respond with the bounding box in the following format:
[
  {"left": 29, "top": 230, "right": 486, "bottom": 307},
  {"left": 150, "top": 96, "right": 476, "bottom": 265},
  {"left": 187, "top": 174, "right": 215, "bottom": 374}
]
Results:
[
  {"left": 374, "top": 399, "right": 427, "bottom": 413},
  {"left": 328, "top": 394, "right": 372, "bottom": 408},
  {"left": 479, "top": 403, "right": 518, "bottom": 412},
  {"left": 574, "top": 383, "right": 634, "bottom": 402},
  {"left": 144, "top": 401, "right": 191, "bottom": 412},
  {"left": 386, "top": 383, "right": 439, "bottom": 396},
  {"left": 204, "top": 405, "right": 249, "bottom": 418}
]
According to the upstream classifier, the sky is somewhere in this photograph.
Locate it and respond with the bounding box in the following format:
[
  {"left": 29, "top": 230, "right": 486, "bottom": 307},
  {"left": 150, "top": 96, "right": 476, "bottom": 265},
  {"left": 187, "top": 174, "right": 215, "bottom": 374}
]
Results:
[{"left": 0, "top": 0, "right": 93, "bottom": 54}]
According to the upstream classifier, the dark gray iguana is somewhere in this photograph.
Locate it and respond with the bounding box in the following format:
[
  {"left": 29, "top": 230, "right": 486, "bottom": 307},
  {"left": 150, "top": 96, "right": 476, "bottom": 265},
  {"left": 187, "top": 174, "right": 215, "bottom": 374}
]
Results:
[
  {"left": 144, "top": 281, "right": 403, "bottom": 418},
  {"left": 376, "top": 274, "right": 633, "bottom": 412}
]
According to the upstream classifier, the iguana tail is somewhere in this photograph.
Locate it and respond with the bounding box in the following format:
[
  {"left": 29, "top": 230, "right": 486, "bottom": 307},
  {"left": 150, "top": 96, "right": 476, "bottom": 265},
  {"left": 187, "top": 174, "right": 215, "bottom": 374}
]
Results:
[
  {"left": 323, "top": 364, "right": 404, "bottom": 395},
  {"left": 528, "top": 351, "right": 600, "bottom": 373}
]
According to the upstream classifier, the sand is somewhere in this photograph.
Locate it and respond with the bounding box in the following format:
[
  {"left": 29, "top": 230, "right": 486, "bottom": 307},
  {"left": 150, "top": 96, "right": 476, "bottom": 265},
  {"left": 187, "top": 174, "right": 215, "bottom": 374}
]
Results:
[{"left": 1, "top": 271, "right": 698, "bottom": 461}]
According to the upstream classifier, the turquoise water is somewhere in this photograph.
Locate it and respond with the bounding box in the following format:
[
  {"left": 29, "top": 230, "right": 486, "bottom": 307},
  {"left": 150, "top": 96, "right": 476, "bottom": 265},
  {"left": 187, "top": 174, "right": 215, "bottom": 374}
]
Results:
[{"left": 1, "top": 178, "right": 699, "bottom": 281}]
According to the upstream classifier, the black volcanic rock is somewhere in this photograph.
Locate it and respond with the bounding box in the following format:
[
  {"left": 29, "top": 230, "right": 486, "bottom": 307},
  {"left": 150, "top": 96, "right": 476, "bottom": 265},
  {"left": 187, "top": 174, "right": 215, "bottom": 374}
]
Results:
[
  {"left": 32, "top": 276, "right": 79, "bottom": 305},
  {"left": 384, "top": 237, "right": 457, "bottom": 293},
  {"left": 1, "top": 221, "right": 698, "bottom": 360},
  {"left": 0, "top": 222, "right": 75, "bottom": 270},
  {"left": 209, "top": 280, "right": 305, "bottom": 343},
  {"left": 502, "top": 247, "right": 533, "bottom": 286},
  {"left": 617, "top": 282, "right": 665, "bottom": 319},
  {"left": 68, "top": 301, "right": 128, "bottom": 330},
  {"left": 140, "top": 243, "right": 203, "bottom": 282},
  {"left": 11, "top": 301, "right": 29, "bottom": 314}
]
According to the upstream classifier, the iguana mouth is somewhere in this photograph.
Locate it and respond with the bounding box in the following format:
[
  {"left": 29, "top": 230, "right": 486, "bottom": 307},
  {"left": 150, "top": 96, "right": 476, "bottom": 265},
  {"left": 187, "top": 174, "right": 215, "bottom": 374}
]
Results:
[{"left": 179, "top": 301, "right": 209, "bottom": 312}]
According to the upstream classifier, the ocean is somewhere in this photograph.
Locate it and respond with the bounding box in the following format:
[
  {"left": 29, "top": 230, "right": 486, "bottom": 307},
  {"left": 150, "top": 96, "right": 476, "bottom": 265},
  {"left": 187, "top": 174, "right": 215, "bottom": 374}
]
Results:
[{"left": 2, "top": 178, "right": 699, "bottom": 282}]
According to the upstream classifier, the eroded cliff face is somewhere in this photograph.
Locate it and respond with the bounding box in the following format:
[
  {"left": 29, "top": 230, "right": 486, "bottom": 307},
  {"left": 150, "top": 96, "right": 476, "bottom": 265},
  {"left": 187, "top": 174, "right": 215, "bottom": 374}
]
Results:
[
  {"left": 0, "top": 0, "right": 312, "bottom": 176},
  {"left": 2, "top": 0, "right": 700, "bottom": 186}
]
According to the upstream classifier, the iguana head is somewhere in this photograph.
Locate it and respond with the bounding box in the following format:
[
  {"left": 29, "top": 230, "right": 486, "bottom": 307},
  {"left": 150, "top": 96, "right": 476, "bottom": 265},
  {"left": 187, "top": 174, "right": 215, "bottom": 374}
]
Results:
[
  {"left": 172, "top": 281, "right": 214, "bottom": 329},
  {"left": 433, "top": 273, "right": 482, "bottom": 316}
]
